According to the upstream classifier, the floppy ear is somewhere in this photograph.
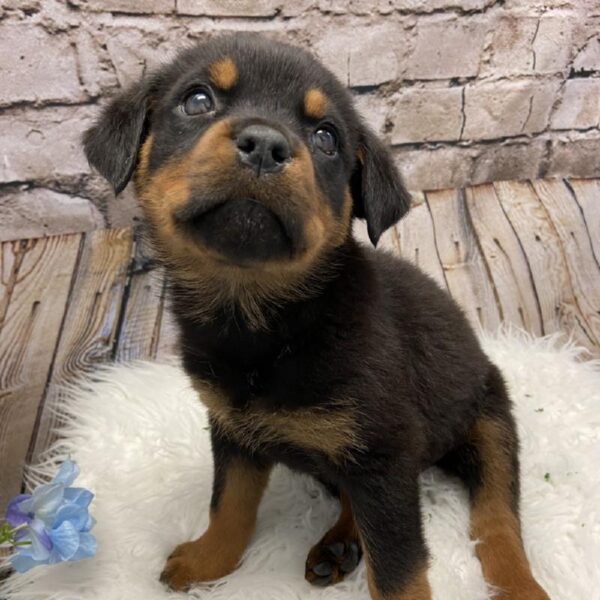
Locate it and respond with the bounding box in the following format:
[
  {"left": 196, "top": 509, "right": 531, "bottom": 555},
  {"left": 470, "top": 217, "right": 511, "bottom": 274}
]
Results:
[
  {"left": 350, "top": 125, "right": 411, "bottom": 246},
  {"left": 83, "top": 82, "right": 150, "bottom": 195}
]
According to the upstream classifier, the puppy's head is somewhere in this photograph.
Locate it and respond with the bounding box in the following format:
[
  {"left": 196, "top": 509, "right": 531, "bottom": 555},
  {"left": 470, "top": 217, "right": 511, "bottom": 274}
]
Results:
[{"left": 84, "top": 35, "right": 410, "bottom": 281}]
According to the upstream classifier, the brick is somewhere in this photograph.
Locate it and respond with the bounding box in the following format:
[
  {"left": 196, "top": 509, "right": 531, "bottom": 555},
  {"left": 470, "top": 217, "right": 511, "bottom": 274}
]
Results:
[
  {"left": 74, "top": 29, "right": 119, "bottom": 97},
  {"left": 102, "top": 27, "right": 179, "bottom": 88},
  {"left": 394, "top": 144, "right": 478, "bottom": 190},
  {"left": 0, "top": 107, "right": 94, "bottom": 184},
  {"left": 348, "top": 24, "right": 403, "bottom": 86},
  {"left": 390, "top": 0, "right": 494, "bottom": 10},
  {"left": 0, "top": 25, "right": 83, "bottom": 106},
  {"left": 551, "top": 79, "right": 600, "bottom": 130},
  {"left": 0, "top": 0, "right": 41, "bottom": 11},
  {"left": 319, "top": 0, "right": 381, "bottom": 14},
  {"left": 0, "top": 188, "right": 104, "bottom": 242},
  {"left": 352, "top": 92, "right": 390, "bottom": 135},
  {"left": 314, "top": 23, "right": 405, "bottom": 86},
  {"left": 463, "top": 80, "right": 560, "bottom": 141},
  {"left": 390, "top": 87, "right": 464, "bottom": 144},
  {"left": 107, "top": 184, "right": 142, "bottom": 228},
  {"left": 547, "top": 134, "right": 600, "bottom": 177},
  {"left": 471, "top": 139, "right": 547, "bottom": 184},
  {"left": 69, "top": 0, "right": 174, "bottom": 13},
  {"left": 312, "top": 35, "right": 350, "bottom": 84},
  {"left": 573, "top": 36, "right": 600, "bottom": 73},
  {"left": 407, "top": 16, "right": 488, "bottom": 79},
  {"left": 533, "top": 15, "right": 577, "bottom": 73},
  {"left": 177, "top": 0, "right": 279, "bottom": 17},
  {"left": 481, "top": 16, "right": 538, "bottom": 76}
]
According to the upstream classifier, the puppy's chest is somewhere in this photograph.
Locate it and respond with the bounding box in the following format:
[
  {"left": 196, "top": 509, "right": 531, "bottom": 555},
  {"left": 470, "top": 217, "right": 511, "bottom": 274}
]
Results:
[{"left": 191, "top": 375, "right": 361, "bottom": 464}]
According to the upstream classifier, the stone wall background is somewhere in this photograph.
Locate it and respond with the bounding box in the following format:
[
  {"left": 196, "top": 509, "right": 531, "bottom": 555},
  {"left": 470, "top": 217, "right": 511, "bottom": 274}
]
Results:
[{"left": 0, "top": 0, "right": 599, "bottom": 240}]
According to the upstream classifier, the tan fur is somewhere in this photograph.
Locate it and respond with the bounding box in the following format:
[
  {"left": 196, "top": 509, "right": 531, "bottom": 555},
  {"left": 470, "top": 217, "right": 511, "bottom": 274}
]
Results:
[
  {"left": 209, "top": 57, "right": 238, "bottom": 90},
  {"left": 135, "top": 119, "right": 353, "bottom": 330},
  {"left": 469, "top": 419, "right": 551, "bottom": 600},
  {"left": 304, "top": 88, "right": 328, "bottom": 119},
  {"left": 193, "top": 378, "right": 363, "bottom": 462},
  {"left": 364, "top": 551, "right": 431, "bottom": 600},
  {"left": 160, "top": 460, "right": 270, "bottom": 590}
]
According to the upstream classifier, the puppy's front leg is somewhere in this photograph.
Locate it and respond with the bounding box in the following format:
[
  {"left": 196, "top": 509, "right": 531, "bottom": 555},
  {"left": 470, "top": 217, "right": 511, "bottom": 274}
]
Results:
[
  {"left": 348, "top": 468, "right": 432, "bottom": 600},
  {"left": 161, "top": 424, "right": 272, "bottom": 591}
]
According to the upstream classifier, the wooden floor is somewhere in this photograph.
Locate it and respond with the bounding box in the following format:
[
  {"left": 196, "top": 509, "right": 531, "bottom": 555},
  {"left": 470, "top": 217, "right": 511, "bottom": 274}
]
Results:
[{"left": 1, "top": 177, "right": 599, "bottom": 515}]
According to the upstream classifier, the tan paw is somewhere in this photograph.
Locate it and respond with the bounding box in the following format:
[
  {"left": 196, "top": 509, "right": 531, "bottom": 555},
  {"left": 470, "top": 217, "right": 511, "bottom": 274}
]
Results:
[{"left": 160, "top": 539, "right": 239, "bottom": 591}]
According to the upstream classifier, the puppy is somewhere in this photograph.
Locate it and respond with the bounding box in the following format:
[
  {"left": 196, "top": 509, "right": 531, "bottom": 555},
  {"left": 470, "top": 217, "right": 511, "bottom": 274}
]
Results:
[{"left": 84, "top": 34, "right": 551, "bottom": 600}]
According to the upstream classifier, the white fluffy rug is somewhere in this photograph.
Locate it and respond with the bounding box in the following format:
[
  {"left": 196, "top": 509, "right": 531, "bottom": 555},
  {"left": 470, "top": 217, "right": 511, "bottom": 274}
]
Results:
[{"left": 2, "top": 330, "right": 599, "bottom": 600}]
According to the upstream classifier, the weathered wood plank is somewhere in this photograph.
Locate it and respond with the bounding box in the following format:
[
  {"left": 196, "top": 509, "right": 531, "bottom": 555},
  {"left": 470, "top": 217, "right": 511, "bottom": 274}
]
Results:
[
  {"left": 0, "top": 234, "right": 81, "bottom": 512},
  {"left": 114, "top": 233, "right": 164, "bottom": 362},
  {"left": 465, "top": 183, "right": 543, "bottom": 335},
  {"left": 155, "top": 290, "right": 180, "bottom": 361},
  {"left": 426, "top": 188, "right": 501, "bottom": 331},
  {"left": 494, "top": 180, "right": 595, "bottom": 352},
  {"left": 1, "top": 240, "right": 27, "bottom": 325},
  {"left": 568, "top": 179, "right": 600, "bottom": 264},
  {"left": 396, "top": 191, "right": 448, "bottom": 290},
  {"left": 532, "top": 179, "right": 600, "bottom": 348},
  {"left": 30, "top": 228, "right": 133, "bottom": 463}
]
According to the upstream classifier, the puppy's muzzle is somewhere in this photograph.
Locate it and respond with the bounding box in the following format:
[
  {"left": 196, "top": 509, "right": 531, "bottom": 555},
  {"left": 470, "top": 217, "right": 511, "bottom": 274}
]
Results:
[
  {"left": 185, "top": 197, "right": 291, "bottom": 264},
  {"left": 235, "top": 124, "right": 292, "bottom": 176}
]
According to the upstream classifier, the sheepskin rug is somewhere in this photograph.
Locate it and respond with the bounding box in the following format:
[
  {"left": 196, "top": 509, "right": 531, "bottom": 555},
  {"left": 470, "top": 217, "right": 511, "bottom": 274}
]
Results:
[{"left": 1, "top": 330, "right": 599, "bottom": 600}]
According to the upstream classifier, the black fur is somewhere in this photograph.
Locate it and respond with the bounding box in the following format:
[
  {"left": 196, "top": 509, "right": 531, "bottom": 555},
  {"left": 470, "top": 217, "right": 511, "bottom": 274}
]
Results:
[{"left": 84, "top": 34, "right": 531, "bottom": 598}]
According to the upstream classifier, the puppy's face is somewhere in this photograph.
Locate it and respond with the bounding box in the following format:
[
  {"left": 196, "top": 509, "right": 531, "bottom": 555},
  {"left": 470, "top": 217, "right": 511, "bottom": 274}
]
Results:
[{"left": 85, "top": 35, "right": 410, "bottom": 281}]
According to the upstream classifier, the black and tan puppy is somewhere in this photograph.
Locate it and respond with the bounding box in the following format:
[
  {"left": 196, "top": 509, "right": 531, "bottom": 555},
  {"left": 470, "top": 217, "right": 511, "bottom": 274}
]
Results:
[{"left": 84, "top": 35, "right": 550, "bottom": 600}]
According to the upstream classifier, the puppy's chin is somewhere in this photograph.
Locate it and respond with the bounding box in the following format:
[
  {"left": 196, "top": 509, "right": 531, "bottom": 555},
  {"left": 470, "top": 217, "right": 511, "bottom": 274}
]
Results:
[{"left": 179, "top": 197, "right": 294, "bottom": 266}]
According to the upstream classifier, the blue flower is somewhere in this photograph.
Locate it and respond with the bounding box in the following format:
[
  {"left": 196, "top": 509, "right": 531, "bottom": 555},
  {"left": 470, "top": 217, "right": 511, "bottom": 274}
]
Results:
[{"left": 4, "top": 460, "right": 97, "bottom": 573}]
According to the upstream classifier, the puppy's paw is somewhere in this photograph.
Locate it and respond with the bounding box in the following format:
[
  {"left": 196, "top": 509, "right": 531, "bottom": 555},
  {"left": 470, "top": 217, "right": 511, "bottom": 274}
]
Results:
[
  {"left": 160, "top": 540, "right": 239, "bottom": 591},
  {"left": 305, "top": 537, "right": 362, "bottom": 587}
]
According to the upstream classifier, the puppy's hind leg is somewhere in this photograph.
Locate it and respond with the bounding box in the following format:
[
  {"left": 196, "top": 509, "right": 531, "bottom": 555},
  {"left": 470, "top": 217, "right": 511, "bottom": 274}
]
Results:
[
  {"left": 439, "top": 366, "right": 551, "bottom": 600},
  {"left": 305, "top": 490, "right": 362, "bottom": 587}
]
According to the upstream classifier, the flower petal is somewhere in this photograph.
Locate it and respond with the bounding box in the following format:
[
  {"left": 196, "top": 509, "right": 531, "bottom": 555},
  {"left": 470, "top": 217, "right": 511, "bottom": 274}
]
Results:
[
  {"left": 49, "top": 521, "right": 80, "bottom": 561},
  {"left": 10, "top": 552, "right": 45, "bottom": 573},
  {"left": 52, "top": 503, "right": 88, "bottom": 531},
  {"left": 4, "top": 494, "right": 32, "bottom": 528},
  {"left": 27, "top": 519, "right": 53, "bottom": 560},
  {"left": 63, "top": 487, "right": 93, "bottom": 509},
  {"left": 70, "top": 532, "right": 97, "bottom": 561},
  {"left": 53, "top": 460, "right": 80, "bottom": 487},
  {"left": 31, "top": 483, "right": 65, "bottom": 523}
]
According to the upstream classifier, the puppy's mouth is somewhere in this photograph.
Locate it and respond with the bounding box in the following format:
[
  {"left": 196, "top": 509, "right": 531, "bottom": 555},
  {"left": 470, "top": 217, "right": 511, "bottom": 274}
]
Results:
[{"left": 175, "top": 197, "right": 294, "bottom": 265}]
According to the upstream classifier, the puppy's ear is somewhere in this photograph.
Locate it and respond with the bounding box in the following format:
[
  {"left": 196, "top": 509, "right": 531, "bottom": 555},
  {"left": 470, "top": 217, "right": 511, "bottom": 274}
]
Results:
[
  {"left": 350, "top": 125, "right": 411, "bottom": 246},
  {"left": 83, "top": 82, "right": 150, "bottom": 195}
]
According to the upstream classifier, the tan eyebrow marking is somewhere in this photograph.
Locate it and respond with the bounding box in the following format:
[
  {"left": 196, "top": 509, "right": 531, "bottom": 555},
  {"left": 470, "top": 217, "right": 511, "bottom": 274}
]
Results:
[
  {"left": 209, "top": 57, "right": 238, "bottom": 91},
  {"left": 304, "top": 88, "right": 328, "bottom": 119}
]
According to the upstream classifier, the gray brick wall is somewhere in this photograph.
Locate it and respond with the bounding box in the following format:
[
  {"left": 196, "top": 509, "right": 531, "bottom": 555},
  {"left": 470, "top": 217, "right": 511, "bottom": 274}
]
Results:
[{"left": 1, "top": 0, "right": 599, "bottom": 240}]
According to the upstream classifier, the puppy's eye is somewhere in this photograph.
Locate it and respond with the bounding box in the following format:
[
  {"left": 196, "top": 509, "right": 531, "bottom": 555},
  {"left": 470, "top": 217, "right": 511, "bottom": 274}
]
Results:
[
  {"left": 312, "top": 126, "right": 338, "bottom": 156},
  {"left": 182, "top": 88, "right": 214, "bottom": 115}
]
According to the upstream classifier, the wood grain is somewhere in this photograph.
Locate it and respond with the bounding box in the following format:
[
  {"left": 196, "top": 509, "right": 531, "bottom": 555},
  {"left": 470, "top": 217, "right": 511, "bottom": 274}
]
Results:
[
  {"left": 0, "top": 234, "right": 81, "bottom": 512},
  {"left": 465, "top": 184, "right": 543, "bottom": 335},
  {"left": 396, "top": 191, "right": 448, "bottom": 290},
  {"left": 155, "top": 292, "right": 180, "bottom": 361},
  {"left": 115, "top": 233, "right": 164, "bottom": 362},
  {"left": 494, "top": 180, "right": 594, "bottom": 352},
  {"left": 29, "top": 228, "right": 133, "bottom": 464},
  {"left": 567, "top": 179, "right": 600, "bottom": 266},
  {"left": 532, "top": 179, "right": 600, "bottom": 348},
  {"left": 426, "top": 188, "right": 501, "bottom": 331}
]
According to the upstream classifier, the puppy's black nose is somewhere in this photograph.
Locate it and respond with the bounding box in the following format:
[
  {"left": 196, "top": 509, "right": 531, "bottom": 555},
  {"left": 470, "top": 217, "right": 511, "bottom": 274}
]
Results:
[{"left": 235, "top": 125, "right": 291, "bottom": 175}]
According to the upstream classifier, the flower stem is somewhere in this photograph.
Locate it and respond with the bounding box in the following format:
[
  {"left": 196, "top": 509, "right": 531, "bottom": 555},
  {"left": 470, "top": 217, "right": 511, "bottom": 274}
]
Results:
[{"left": 0, "top": 522, "right": 31, "bottom": 547}]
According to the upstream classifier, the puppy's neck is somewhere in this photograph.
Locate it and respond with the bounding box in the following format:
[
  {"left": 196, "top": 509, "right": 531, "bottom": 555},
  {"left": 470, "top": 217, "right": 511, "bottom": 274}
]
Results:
[{"left": 167, "top": 235, "right": 369, "bottom": 334}]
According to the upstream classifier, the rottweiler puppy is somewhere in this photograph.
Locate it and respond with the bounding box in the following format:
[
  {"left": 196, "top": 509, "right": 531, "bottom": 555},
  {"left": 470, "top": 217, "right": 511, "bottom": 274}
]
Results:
[{"left": 84, "top": 34, "right": 550, "bottom": 600}]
